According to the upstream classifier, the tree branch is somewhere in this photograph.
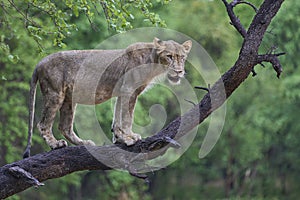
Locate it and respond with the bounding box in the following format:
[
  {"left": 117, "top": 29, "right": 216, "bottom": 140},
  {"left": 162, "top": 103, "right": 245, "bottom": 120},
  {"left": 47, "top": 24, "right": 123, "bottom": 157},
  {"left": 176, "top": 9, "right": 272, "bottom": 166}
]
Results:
[
  {"left": 0, "top": 0, "right": 285, "bottom": 198},
  {"left": 256, "top": 53, "right": 285, "bottom": 78},
  {"left": 221, "top": 0, "right": 248, "bottom": 38},
  {"left": 234, "top": 1, "right": 258, "bottom": 12}
]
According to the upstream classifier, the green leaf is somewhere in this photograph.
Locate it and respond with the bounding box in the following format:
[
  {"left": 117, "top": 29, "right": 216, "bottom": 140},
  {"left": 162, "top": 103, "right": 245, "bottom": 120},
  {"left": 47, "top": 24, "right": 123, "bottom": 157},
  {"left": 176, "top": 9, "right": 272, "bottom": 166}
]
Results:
[
  {"left": 72, "top": 4, "right": 79, "bottom": 17},
  {"left": 8, "top": 54, "right": 19, "bottom": 64}
]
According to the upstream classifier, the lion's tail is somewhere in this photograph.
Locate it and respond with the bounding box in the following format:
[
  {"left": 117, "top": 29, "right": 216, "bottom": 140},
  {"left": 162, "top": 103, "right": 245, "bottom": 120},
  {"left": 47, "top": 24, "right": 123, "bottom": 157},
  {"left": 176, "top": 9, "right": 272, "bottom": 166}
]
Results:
[{"left": 23, "top": 67, "right": 38, "bottom": 158}]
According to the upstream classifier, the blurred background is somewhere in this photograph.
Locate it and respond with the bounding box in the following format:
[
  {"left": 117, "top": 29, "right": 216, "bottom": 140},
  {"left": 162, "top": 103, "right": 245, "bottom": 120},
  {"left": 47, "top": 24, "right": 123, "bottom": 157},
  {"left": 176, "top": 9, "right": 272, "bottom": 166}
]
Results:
[{"left": 1, "top": 0, "right": 299, "bottom": 199}]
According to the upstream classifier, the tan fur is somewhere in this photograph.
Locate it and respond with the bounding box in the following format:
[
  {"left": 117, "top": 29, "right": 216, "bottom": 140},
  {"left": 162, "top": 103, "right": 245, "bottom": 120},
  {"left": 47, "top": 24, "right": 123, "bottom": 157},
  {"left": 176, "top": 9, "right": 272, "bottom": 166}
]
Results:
[{"left": 23, "top": 38, "right": 192, "bottom": 157}]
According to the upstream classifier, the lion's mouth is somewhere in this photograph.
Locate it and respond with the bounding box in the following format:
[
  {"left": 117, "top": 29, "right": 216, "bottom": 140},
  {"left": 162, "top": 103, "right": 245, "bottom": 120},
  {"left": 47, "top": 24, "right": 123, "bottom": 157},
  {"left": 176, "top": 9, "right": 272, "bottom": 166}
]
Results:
[{"left": 167, "top": 74, "right": 181, "bottom": 84}]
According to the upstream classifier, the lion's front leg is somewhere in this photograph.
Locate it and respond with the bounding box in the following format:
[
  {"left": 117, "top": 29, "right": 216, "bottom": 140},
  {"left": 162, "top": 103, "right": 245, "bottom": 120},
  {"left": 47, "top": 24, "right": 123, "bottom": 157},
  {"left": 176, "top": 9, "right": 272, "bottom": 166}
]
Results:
[{"left": 112, "top": 95, "right": 141, "bottom": 146}]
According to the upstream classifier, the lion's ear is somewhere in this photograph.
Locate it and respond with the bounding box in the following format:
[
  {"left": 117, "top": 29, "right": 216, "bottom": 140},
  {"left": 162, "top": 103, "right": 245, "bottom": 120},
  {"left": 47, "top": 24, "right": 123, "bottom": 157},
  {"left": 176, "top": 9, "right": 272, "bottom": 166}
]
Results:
[
  {"left": 153, "top": 37, "right": 162, "bottom": 46},
  {"left": 153, "top": 37, "right": 166, "bottom": 53},
  {"left": 182, "top": 40, "right": 192, "bottom": 53}
]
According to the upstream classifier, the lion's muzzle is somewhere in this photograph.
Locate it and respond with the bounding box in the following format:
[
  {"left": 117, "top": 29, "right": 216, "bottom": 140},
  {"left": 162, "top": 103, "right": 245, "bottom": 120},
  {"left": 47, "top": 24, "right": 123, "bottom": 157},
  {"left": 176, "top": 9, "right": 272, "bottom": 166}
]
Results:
[{"left": 167, "top": 69, "right": 185, "bottom": 84}]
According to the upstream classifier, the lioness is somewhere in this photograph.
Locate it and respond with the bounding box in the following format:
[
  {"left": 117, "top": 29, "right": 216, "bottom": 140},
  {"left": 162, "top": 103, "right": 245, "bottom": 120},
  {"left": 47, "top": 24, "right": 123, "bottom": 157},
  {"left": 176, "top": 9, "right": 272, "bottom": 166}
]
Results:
[{"left": 23, "top": 38, "right": 192, "bottom": 157}]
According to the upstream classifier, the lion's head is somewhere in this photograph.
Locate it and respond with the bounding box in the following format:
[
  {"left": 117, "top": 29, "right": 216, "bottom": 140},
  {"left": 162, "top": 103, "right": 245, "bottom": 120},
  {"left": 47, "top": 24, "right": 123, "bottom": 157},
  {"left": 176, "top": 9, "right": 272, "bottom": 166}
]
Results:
[{"left": 154, "top": 38, "right": 192, "bottom": 84}]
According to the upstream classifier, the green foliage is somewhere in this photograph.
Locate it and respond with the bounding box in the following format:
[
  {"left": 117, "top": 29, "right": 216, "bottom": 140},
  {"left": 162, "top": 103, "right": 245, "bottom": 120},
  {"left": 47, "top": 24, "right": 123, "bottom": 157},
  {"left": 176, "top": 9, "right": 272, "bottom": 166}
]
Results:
[
  {"left": 0, "top": 0, "right": 169, "bottom": 56},
  {"left": 0, "top": 17, "right": 36, "bottom": 164},
  {"left": 103, "top": 171, "right": 150, "bottom": 200},
  {"left": 99, "top": 0, "right": 169, "bottom": 31}
]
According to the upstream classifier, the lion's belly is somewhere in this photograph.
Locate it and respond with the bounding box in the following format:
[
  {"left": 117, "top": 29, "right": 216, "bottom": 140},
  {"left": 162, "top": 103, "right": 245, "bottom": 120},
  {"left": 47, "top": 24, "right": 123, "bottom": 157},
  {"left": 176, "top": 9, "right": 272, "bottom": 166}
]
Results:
[{"left": 72, "top": 85, "right": 113, "bottom": 105}]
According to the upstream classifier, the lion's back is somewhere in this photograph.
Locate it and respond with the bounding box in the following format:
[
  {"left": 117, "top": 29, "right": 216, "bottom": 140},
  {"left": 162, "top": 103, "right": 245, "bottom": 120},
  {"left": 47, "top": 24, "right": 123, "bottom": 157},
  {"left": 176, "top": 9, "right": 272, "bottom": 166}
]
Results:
[{"left": 36, "top": 49, "right": 124, "bottom": 86}]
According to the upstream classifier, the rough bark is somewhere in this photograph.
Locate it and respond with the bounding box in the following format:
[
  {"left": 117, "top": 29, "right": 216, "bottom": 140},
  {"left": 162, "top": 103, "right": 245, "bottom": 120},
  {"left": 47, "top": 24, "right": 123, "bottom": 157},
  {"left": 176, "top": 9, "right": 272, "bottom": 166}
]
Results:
[{"left": 0, "top": 0, "right": 285, "bottom": 198}]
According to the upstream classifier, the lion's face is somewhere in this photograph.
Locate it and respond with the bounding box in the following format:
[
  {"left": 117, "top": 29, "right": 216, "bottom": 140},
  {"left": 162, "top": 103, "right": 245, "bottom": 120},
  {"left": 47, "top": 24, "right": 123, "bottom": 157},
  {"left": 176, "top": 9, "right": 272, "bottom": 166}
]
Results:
[{"left": 154, "top": 38, "right": 192, "bottom": 84}]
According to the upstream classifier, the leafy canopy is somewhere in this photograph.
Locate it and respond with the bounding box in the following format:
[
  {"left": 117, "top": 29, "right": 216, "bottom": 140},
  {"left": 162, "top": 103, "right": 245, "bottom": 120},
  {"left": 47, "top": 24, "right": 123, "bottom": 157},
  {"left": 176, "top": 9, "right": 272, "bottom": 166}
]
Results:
[{"left": 0, "top": 0, "right": 170, "bottom": 58}]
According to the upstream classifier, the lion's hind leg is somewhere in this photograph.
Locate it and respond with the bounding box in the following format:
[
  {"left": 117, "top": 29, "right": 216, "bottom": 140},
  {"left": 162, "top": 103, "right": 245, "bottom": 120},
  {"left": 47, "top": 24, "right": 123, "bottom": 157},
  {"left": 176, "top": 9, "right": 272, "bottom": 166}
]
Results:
[
  {"left": 38, "top": 92, "right": 67, "bottom": 149},
  {"left": 59, "top": 101, "right": 95, "bottom": 146}
]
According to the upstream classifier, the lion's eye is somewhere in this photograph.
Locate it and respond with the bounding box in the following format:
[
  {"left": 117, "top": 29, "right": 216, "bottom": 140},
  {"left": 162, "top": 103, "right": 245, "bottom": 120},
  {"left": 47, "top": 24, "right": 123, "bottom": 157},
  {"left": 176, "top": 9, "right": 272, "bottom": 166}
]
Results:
[{"left": 166, "top": 55, "right": 173, "bottom": 60}]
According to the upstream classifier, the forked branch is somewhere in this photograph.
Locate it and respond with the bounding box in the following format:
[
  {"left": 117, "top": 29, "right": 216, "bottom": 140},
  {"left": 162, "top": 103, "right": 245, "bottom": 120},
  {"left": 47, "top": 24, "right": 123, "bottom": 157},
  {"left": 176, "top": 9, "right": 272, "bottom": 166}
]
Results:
[{"left": 221, "top": 0, "right": 248, "bottom": 38}]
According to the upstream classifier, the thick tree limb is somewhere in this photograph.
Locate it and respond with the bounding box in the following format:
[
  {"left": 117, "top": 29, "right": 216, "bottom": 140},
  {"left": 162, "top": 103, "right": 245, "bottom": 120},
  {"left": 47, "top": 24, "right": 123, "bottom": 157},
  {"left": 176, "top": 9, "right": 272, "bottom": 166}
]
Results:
[{"left": 0, "top": 0, "right": 285, "bottom": 198}]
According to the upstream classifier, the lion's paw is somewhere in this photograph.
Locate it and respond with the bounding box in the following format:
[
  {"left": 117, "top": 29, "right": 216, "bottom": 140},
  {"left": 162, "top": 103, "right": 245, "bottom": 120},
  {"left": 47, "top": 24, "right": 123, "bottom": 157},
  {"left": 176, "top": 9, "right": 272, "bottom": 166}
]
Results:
[
  {"left": 113, "top": 131, "right": 141, "bottom": 146},
  {"left": 51, "top": 139, "right": 68, "bottom": 149},
  {"left": 123, "top": 133, "right": 142, "bottom": 146}
]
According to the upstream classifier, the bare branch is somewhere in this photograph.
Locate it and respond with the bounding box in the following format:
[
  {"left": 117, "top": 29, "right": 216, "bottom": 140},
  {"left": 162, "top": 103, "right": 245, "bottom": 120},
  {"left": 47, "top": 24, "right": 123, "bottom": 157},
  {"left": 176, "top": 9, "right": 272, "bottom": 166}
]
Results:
[
  {"left": 84, "top": 12, "right": 100, "bottom": 32},
  {"left": 8, "top": 166, "right": 44, "bottom": 187},
  {"left": 184, "top": 99, "right": 197, "bottom": 106},
  {"left": 7, "top": 0, "right": 40, "bottom": 27},
  {"left": 232, "top": 0, "right": 258, "bottom": 12},
  {"left": 221, "top": 0, "right": 247, "bottom": 38},
  {"left": 195, "top": 86, "right": 210, "bottom": 92},
  {"left": 256, "top": 53, "right": 285, "bottom": 78}
]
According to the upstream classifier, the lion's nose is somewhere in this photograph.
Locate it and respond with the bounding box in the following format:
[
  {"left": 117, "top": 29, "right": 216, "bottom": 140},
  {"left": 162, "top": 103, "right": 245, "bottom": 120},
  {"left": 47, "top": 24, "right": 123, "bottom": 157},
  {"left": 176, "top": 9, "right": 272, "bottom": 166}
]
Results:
[{"left": 176, "top": 70, "right": 185, "bottom": 76}]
